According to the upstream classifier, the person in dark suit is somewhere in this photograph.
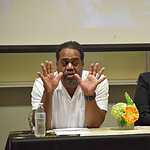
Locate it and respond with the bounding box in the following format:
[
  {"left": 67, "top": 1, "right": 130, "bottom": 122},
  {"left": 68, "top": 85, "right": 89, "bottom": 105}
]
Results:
[{"left": 134, "top": 72, "right": 150, "bottom": 126}]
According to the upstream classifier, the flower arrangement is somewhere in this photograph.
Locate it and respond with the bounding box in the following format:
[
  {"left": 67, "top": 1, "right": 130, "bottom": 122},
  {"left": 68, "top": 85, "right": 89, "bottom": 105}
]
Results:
[{"left": 111, "top": 92, "right": 139, "bottom": 129}]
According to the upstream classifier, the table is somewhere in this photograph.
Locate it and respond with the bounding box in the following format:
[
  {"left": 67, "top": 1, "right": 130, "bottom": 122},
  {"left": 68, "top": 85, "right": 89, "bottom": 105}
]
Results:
[{"left": 5, "top": 126, "right": 150, "bottom": 150}]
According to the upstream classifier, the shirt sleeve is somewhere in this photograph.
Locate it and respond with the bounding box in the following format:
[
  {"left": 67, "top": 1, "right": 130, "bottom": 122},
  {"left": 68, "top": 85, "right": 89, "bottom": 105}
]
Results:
[
  {"left": 134, "top": 73, "right": 150, "bottom": 125},
  {"left": 95, "top": 76, "right": 109, "bottom": 111},
  {"left": 31, "top": 78, "right": 44, "bottom": 110}
]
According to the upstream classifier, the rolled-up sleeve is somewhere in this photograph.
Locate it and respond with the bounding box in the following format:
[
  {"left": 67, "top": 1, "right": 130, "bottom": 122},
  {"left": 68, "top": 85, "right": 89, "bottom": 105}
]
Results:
[
  {"left": 95, "top": 77, "right": 109, "bottom": 111},
  {"left": 31, "top": 78, "right": 44, "bottom": 110}
]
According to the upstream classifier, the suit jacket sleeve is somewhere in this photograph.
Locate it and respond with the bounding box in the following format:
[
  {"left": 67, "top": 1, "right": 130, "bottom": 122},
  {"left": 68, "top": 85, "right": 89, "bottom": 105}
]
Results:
[{"left": 134, "top": 72, "right": 150, "bottom": 125}]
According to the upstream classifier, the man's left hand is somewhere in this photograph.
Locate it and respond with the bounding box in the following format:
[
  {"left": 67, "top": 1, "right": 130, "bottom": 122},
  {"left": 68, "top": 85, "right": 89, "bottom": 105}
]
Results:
[{"left": 75, "top": 63, "right": 107, "bottom": 96}]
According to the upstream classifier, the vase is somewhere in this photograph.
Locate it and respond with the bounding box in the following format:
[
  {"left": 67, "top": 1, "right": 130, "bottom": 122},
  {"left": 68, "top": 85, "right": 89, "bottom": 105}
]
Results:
[{"left": 117, "top": 118, "right": 134, "bottom": 130}]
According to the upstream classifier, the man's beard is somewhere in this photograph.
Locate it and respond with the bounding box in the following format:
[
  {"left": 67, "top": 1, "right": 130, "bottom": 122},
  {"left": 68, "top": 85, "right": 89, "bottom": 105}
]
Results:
[
  {"left": 61, "top": 75, "right": 78, "bottom": 86},
  {"left": 61, "top": 71, "right": 82, "bottom": 86}
]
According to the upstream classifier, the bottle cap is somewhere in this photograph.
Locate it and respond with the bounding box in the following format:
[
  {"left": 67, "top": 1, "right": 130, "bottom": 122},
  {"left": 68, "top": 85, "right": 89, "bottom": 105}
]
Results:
[{"left": 39, "top": 102, "right": 43, "bottom": 105}]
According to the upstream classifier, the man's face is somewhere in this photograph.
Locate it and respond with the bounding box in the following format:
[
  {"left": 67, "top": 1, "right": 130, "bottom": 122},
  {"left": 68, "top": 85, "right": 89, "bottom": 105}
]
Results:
[{"left": 56, "top": 48, "right": 84, "bottom": 87}]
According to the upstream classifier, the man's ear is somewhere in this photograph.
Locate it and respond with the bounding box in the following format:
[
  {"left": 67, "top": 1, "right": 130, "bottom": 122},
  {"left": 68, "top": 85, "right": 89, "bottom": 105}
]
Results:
[
  {"left": 82, "top": 61, "right": 84, "bottom": 68},
  {"left": 56, "top": 62, "right": 58, "bottom": 70}
]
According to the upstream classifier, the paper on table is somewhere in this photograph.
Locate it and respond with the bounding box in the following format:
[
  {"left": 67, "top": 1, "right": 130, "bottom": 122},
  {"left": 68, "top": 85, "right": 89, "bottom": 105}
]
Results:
[{"left": 53, "top": 128, "right": 90, "bottom": 136}]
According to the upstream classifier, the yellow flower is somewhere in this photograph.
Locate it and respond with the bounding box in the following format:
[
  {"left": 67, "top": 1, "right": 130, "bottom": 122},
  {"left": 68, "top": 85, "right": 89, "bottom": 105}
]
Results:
[{"left": 123, "top": 105, "right": 139, "bottom": 124}]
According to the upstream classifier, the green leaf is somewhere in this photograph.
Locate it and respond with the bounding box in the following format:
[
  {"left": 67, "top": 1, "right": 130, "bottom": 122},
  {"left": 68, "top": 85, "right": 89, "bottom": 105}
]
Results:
[
  {"left": 120, "top": 118, "right": 126, "bottom": 127},
  {"left": 125, "top": 92, "right": 134, "bottom": 105}
]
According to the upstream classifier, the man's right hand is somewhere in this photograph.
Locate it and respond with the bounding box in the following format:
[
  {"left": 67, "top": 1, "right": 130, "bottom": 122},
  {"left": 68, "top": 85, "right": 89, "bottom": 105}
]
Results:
[{"left": 37, "top": 61, "right": 63, "bottom": 94}]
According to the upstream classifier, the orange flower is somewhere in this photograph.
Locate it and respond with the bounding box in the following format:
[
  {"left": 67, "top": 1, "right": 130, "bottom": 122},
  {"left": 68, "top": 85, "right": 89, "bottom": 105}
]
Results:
[{"left": 123, "top": 105, "right": 139, "bottom": 124}]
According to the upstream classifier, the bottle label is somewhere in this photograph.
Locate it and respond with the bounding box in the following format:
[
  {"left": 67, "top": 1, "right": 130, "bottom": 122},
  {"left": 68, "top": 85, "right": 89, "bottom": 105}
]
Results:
[{"left": 35, "top": 113, "right": 46, "bottom": 119}]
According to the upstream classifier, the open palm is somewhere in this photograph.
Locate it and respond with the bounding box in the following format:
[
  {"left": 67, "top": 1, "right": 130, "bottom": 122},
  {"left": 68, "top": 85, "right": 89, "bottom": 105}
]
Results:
[
  {"left": 37, "top": 61, "right": 63, "bottom": 94},
  {"left": 75, "top": 63, "right": 107, "bottom": 96}
]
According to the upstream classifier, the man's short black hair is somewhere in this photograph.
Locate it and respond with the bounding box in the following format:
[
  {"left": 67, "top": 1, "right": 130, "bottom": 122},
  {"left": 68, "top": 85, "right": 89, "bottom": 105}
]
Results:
[{"left": 56, "top": 41, "right": 84, "bottom": 62}]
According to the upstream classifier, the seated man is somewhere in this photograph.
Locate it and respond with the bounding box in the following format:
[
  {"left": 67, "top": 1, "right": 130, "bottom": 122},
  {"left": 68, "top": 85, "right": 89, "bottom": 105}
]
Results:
[
  {"left": 31, "top": 41, "right": 109, "bottom": 129},
  {"left": 134, "top": 72, "right": 150, "bottom": 126}
]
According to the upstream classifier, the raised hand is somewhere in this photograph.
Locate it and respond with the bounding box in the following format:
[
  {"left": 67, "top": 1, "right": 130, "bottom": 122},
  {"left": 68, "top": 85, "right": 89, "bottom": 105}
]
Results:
[
  {"left": 75, "top": 63, "right": 107, "bottom": 96},
  {"left": 37, "top": 61, "right": 63, "bottom": 94}
]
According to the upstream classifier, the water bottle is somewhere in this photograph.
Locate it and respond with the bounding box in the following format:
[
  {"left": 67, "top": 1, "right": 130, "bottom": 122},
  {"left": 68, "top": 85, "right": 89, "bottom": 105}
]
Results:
[{"left": 35, "top": 103, "right": 46, "bottom": 137}]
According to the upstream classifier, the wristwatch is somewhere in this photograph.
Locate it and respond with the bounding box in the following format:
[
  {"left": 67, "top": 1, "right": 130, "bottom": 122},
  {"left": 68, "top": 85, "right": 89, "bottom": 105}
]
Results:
[{"left": 84, "top": 92, "right": 96, "bottom": 101}]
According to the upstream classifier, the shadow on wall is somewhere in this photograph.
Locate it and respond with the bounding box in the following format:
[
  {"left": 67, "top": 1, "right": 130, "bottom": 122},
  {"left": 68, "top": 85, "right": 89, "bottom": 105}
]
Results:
[
  {"left": 0, "top": 87, "right": 32, "bottom": 106},
  {"left": 109, "top": 85, "right": 137, "bottom": 104}
]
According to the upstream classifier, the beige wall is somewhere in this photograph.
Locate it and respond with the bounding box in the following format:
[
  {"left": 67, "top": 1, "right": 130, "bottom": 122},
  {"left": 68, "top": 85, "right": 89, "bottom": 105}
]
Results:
[
  {"left": 0, "top": 106, "right": 32, "bottom": 150},
  {"left": 0, "top": 51, "right": 145, "bottom": 82},
  {"left": 147, "top": 51, "right": 150, "bottom": 71}
]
